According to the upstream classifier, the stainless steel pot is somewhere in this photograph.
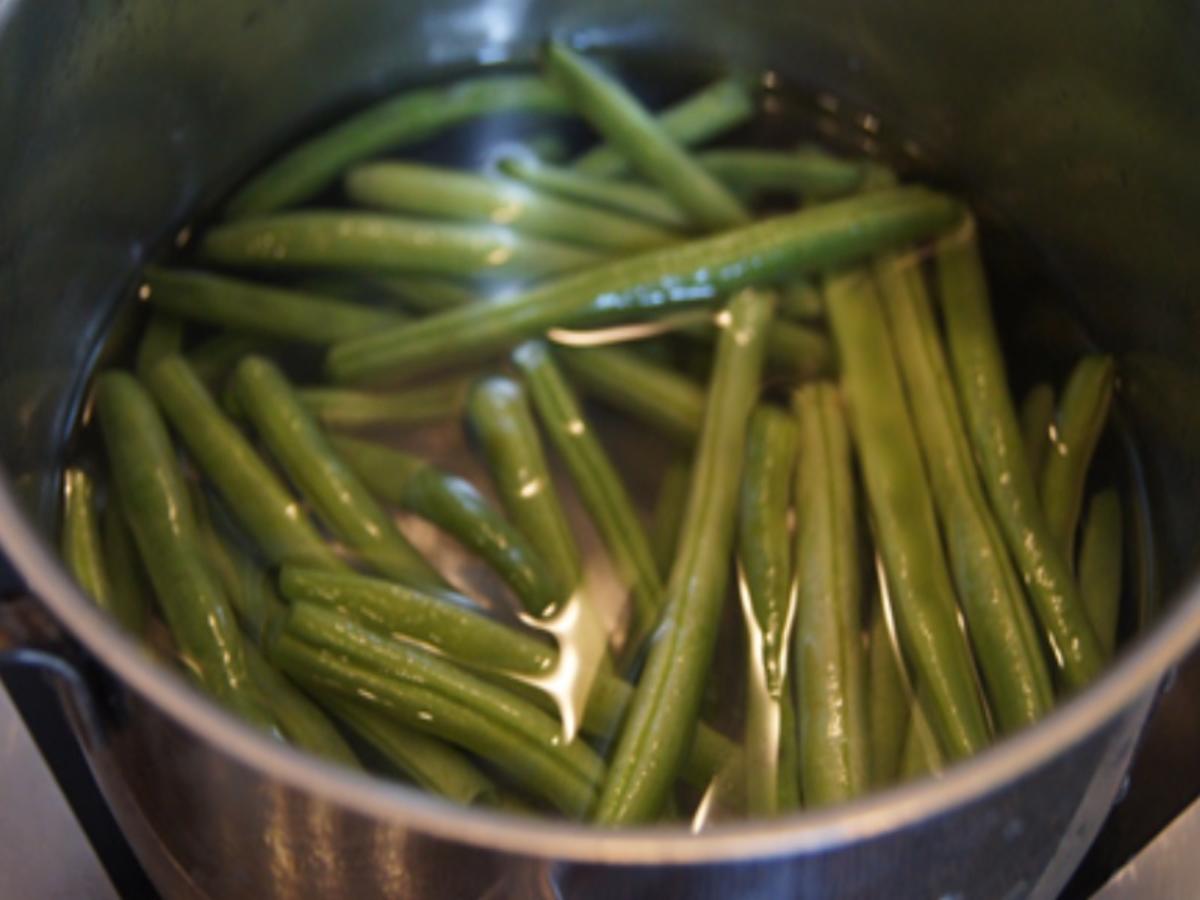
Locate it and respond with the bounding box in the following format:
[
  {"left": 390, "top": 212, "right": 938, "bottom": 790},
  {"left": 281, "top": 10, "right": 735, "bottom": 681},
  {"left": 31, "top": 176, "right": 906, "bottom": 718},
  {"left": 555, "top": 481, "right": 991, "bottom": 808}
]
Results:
[{"left": 3, "top": 2, "right": 1200, "bottom": 897}]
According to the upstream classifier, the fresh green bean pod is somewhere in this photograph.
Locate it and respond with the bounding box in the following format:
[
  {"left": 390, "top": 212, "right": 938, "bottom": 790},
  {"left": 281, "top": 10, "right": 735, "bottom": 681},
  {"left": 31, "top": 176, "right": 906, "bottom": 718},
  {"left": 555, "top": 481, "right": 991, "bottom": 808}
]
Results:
[
  {"left": 791, "top": 383, "right": 870, "bottom": 805},
  {"left": 1040, "top": 355, "right": 1116, "bottom": 562},
  {"left": 100, "top": 500, "right": 151, "bottom": 635},
  {"left": 326, "top": 697, "right": 498, "bottom": 805},
  {"left": 231, "top": 355, "right": 444, "bottom": 589},
  {"left": 1020, "top": 384, "right": 1056, "bottom": 480},
  {"left": 651, "top": 455, "right": 693, "bottom": 577},
  {"left": 345, "top": 162, "right": 679, "bottom": 252},
  {"left": 351, "top": 275, "right": 479, "bottom": 315},
  {"left": 143, "top": 267, "right": 405, "bottom": 344},
  {"left": 61, "top": 469, "right": 116, "bottom": 616},
  {"left": 276, "top": 605, "right": 605, "bottom": 816},
  {"left": 572, "top": 76, "right": 755, "bottom": 178},
  {"left": 466, "top": 376, "right": 581, "bottom": 606},
  {"left": 278, "top": 566, "right": 739, "bottom": 790},
  {"left": 876, "top": 254, "right": 1053, "bottom": 733},
  {"left": 187, "top": 333, "right": 280, "bottom": 387},
  {"left": 868, "top": 596, "right": 909, "bottom": 788},
  {"left": 135, "top": 313, "right": 185, "bottom": 380},
  {"left": 200, "top": 213, "right": 604, "bottom": 282},
  {"left": 327, "top": 435, "right": 560, "bottom": 616},
  {"left": 900, "top": 690, "right": 946, "bottom": 780},
  {"left": 225, "top": 74, "right": 572, "bottom": 218},
  {"left": 144, "top": 355, "right": 343, "bottom": 571},
  {"left": 496, "top": 155, "right": 691, "bottom": 229},
  {"left": 327, "top": 186, "right": 960, "bottom": 385},
  {"left": 298, "top": 378, "right": 471, "bottom": 430},
  {"left": 557, "top": 346, "right": 705, "bottom": 445},
  {"left": 595, "top": 287, "right": 773, "bottom": 825},
  {"left": 697, "top": 148, "right": 866, "bottom": 201},
  {"left": 94, "top": 372, "right": 274, "bottom": 730},
  {"left": 779, "top": 279, "right": 823, "bottom": 321},
  {"left": 1079, "top": 489, "right": 1123, "bottom": 658},
  {"left": 824, "top": 268, "right": 990, "bottom": 759},
  {"left": 513, "top": 341, "right": 664, "bottom": 651},
  {"left": 685, "top": 317, "right": 834, "bottom": 382},
  {"left": 935, "top": 223, "right": 1103, "bottom": 689},
  {"left": 545, "top": 43, "right": 749, "bottom": 230}
]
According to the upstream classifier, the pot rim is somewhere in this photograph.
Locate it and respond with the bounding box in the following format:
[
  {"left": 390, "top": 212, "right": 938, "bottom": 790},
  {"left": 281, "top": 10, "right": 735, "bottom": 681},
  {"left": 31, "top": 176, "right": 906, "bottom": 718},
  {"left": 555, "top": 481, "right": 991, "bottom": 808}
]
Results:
[{"left": 2, "top": 472, "right": 1196, "bottom": 863}]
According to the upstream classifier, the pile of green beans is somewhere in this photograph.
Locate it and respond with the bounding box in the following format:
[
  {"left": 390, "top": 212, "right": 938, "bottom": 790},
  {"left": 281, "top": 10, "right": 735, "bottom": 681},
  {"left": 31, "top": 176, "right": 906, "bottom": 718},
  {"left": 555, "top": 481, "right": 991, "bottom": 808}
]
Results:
[{"left": 60, "top": 44, "right": 1130, "bottom": 825}]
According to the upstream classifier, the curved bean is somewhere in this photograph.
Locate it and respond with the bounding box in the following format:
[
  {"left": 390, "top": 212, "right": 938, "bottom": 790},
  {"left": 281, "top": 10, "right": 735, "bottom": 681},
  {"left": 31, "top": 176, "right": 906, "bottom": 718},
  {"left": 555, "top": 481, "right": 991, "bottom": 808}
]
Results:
[
  {"left": 1020, "top": 384, "right": 1056, "bottom": 479},
  {"left": 1079, "top": 489, "right": 1123, "bottom": 658},
  {"left": 61, "top": 469, "right": 115, "bottom": 617},
  {"left": 867, "top": 595, "right": 909, "bottom": 788},
  {"left": 100, "top": 499, "right": 151, "bottom": 635}
]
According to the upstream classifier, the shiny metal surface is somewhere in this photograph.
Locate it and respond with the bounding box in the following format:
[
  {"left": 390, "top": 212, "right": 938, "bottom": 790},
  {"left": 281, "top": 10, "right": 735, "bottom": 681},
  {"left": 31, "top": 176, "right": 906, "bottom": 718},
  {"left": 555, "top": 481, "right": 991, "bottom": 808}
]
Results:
[{"left": 2, "top": 1, "right": 1200, "bottom": 898}]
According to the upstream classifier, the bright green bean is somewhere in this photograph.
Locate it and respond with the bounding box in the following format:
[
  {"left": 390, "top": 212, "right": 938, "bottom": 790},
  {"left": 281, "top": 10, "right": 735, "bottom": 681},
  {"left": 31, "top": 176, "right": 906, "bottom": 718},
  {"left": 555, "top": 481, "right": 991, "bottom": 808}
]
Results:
[
  {"left": 867, "top": 594, "right": 909, "bottom": 788},
  {"left": 327, "top": 186, "right": 959, "bottom": 385},
  {"left": 200, "top": 212, "right": 604, "bottom": 282},
  {"left": 514, "top": 341, "right": 664, "bottom": 652},
  {"left": 61, "top": 469, "right": 115, "bottom": 616},
  {"left": 824, "top": 267, "right": 990, "bottom": 759},
  {"left": 143, "top": 267, "right": 405, "bottom": 344},
  {"left": 497, "top": 155, "right": 690, "bottom": 229},
  {"left": 231, "top": 355, "right": 444, "bottom": 589},
  {"left": 298, "top": 378, "right": 471, "bottom": 430},
  {"left": 346, "top": 162, "right": 678, "bottom": 252},
  {"left": 94, "top": 372, "right": 274, "bottom": 730},
  {"left": 572, "top": 76, "right": 755, "bottom": 178},
  {"left": 466, "top": 376, "right": 581, "bottom": 606},
  {"left": 595, "top": 287, "right": 773, "bottom": 825},
  {"left": 651, "top": 455, "right": 693, "bottom": 577},
  {"left": 144, "top": 355, "right": 344, "bottom": 571},
  {"left": 935, "top": 223, "right": 1103, "bottom": 689},
  {"left": 1020, "top": 384, "right": 1056, "bottom": 480},
  {"left": 100, "top": 499, "right": 150, "bottom": 635},
  {"left": 1079, "top": 489, "right": 1123, "bottom": 658},
  {"left": 877, "top": 254, "right": 1053, "bottom": 733},
  {"left": 792, "top": 383, "right": 870, "bottom": 805},
  {"left": 545, "top": 43, "right": 748, "bottom": 230},
  {"left": 225, "top": 74, "right": 571, "bottom": 218},
  {"left": 1040, "top": 355, "right": 1116, "bottom": 563},
  {"left": 697, "top": 148, "right": 866, "bottom": 200},
  {"left": 135, "top": 313, "right": 185, "bottom": 380},
  {"left": 186, "top": 333, "right": 280, "bottom": 387}
]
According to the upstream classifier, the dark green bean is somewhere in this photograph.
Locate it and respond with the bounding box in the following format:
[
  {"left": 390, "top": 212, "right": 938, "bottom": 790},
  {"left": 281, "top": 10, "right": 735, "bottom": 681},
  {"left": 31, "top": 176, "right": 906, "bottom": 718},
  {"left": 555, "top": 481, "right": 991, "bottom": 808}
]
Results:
[
  {"left": 360, "top": 275, "right": 479, "bottom": 315},
  {"left": 572, "top": 76, "right": 755, "bottom": 178},
  {"left": 187, "top": 333, "right": 280, "bottom": 387},
  {"left": 135, "top": 313, "right": 184, "bottom": 380},
  {"left": 935, "top": 223, "right": 1103, "bottom": 689},
  {"left": 877, "top": 254, "right": 1053, "bottom": 732},
  {"left": 326, "top": 186, "right": 959, "bottom": 385},
  {"left": 61, "top": 469, "right": 115, "bottom": 616},
  {"left": 231, "top": 355, "right": 444, "bottom": 588},
  {"left": 200, "top": 212, "right": 604, "bottom": 282},
  {"left": 1040, "top": 355, "right": 1116, "bottom": 563},
  {"left": 545, "top": 43, "right": 748, "bottom": 230},
  {"left": 144, "top": 355, "right": 344, "bottom": 571},
  {"left": 143, "top": 267, "right": 404, "bottom": 344},
  {"left": 1020, "top": 384, "right": 1056, "bottom": 480},
  {"left": 595, "top": 287, "right": 774, "bottom": 825},
  {"left": 867, "top": 590, "right": 909, "bottom": 788},
  {"left": 225, "top": 74, "right": 572, "bottom": 218},
  {"left": 792, "top": 383, "right": 870, "bottom": 805},
  {"left": 697, "top": 148, "right": 866, "bottom": 201},
  {"left": 299, "top": 378, "right": 471, "bottom": 430},
  {"left": 346, "top": 162, "right": 678, "bottom": 251},
  {"left": 651, "top": 455, "right": 693, "bottom": 577},
  {"left": 899, "top": 690, "right": 945, "bottom": 779},
  {"left": 1079, "top": 489, "right": 1123, "bottom": 658},
  {"left": 824, "top": 267, "right": 990, "bottom": 759},
  {"left": 100, "top": 499, "right": 151, "bottom": 635}
]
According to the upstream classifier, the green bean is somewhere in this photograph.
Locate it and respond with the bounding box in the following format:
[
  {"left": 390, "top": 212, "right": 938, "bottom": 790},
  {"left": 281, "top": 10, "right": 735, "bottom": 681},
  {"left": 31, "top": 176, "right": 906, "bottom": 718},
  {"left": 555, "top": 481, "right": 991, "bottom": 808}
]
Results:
[
  {"left": 349, "top": 275, "right": 479, "bottom": 315},
  {"left": 513, "top": 341, "right": 664, "bottom": 652},
  {"left": 276, "top": 605, "right": 605, "bottom": 816},
  {"left": 326, "top": 186, "right": 960, "bottom": 385},
  {"left": 778, "top": 279, "right": 823, "bottom": 321},
  {"left": 197, "top": 505, "right": 289, "bottom": 649},
  {"left": 496, "top": 155, "right": 690, "bottom": 229},
  {"left": 791, "top": 383, "right": 870, "bottom": 805},
  {"left": 684, "top": 317, "right": 834, "bottom": 382},
  {"left": 1079, "top": 489, "right": 1123, "bottom": 658},
  {"left": 867, "top": 596, "right": 909, "bottom": 788},
  {"left": 557, "top": 346, "right": 705, "bottom": 445},
  {"left": 187, "top": 333, "right": 280, "bottom": 387},
  {"left": 1020, "top": 384, "right": 1056, "bottom": 480},
  {"left": 277, "top": 566, "right": 739, "bottom": 790},
  {"left": 144, "top": 355, "right": 344, "bottom": 571},
  {"left": 1040, "top": 355, "right": 1116, "bottom": 562},
  {"left": 737, "top": 407, "right": 799, "bottom": 815},
  {"left": 100, "top": 499, "right": 151, "bottom": 635},
  {"left": 326, "top": 697, "right": 497, "bottom": 805},
  {"left": 346, "top": 162, "right": 679, "bottom": 252},
  {"left": 327, "top": 435, "right": 560, "bottom": 616},
  {"left": 225, "top": 74, "right": 572, "bottom": 218},
  {"left": 134, "top": 313, "right": 184, "bottom": 380},
  {"left": 545, "top": 43, "right": 749, "bottom": 230},
  {"left": 595, "top": 287, "right": 773, "bottom": 825},
  {"left": 466, "top": 376, "right": 581, "bottom": 606},
  {"left": 876, "top": 254, "right": 1053, "bottom": 732},
  {"left": 94, "top": 372, "right": 274, "bottom": 730},
  {"left": 199, "top": 212, "right": 604, "bottom": 282},
  {"left": 651, "top": 455, "right": 693, "bottom": 577},
  {"left": 143, "top": 267, "right": 405, "bottom": 344},
  {"left": 899, "top": 690, "right": 945, "bottom": 779},
  {"left": 935, "top": 223, "right": 1103, "bottom": 689},
  {"left": 231, "top": 355, "right": 444, "bottom": 589},
  {"left": 824, "top": 268, "right": 990, "bottom": 759},
  {"left": 61, "top": 469, "right": 116, "bottom": 616},
  {"left": 697, "top": 148, "right": 866, "bottom": 201},
  {"left": 572, "top": 76, "right": 755, "bottom": 179},
  {"left": 298, "top": 378, "right": 471, "bottom": 430}
]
